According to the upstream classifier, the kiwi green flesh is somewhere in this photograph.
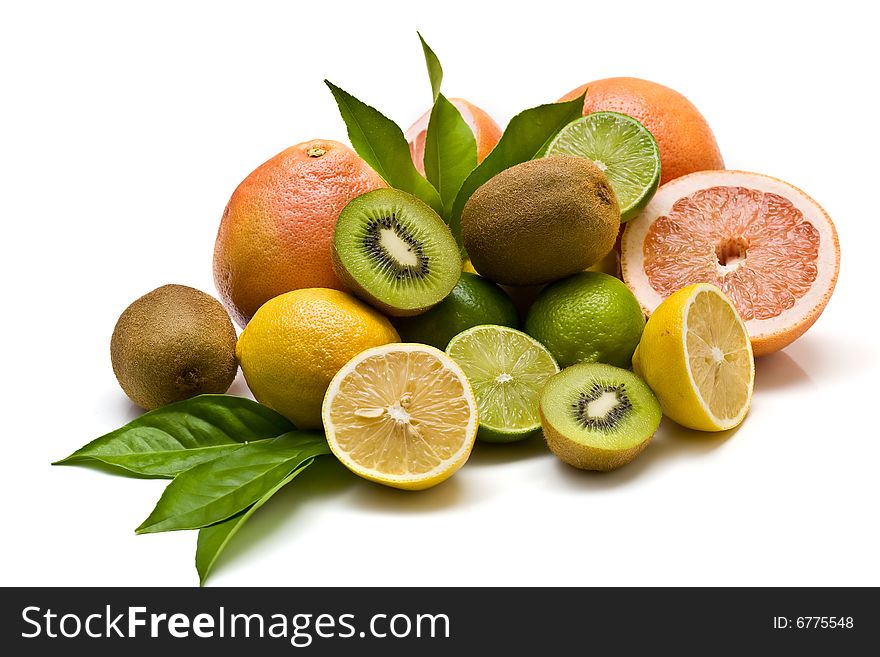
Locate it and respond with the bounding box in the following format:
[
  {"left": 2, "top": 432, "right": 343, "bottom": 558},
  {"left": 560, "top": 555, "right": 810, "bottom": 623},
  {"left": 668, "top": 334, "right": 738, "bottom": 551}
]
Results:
[
  {"left": 333, "top": 189, "right": 460, "bottom": 315},
  {"left": 540, "top": 363, "right": 661, "bottom": 470}
]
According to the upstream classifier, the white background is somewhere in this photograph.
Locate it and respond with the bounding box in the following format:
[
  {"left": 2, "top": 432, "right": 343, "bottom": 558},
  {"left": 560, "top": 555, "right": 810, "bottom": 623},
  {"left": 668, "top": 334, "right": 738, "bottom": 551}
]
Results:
[{"left": 2, "top": 0, "right": 878, "bottom": 587}]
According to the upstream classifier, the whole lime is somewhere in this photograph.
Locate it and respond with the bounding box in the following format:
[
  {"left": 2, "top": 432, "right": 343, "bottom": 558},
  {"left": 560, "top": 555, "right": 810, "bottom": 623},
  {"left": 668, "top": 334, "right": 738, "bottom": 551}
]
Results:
[
  {"left": 524, "top": 272, "right": 644, "bottom": 368},
  {"left": 393, "top": 273, "right": 518, "bottom": 349}
]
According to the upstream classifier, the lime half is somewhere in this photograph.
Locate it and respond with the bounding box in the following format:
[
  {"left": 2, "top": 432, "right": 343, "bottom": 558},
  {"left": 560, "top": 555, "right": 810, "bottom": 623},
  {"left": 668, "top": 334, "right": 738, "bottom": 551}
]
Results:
[
  {"left": 446, "top": 325, "right": 559, "bottom": 443},
  {"left": 545, "top": 111, "right": 660, "bottom": 221}
]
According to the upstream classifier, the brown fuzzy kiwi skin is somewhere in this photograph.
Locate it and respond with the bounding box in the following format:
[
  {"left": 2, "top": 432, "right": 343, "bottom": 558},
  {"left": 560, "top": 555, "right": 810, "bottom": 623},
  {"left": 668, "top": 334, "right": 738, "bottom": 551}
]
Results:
[
  {"left": 110, "top": 284, "right": 239, "bottom": 410},
  {"left": 538, "top": 405, "right": 653, "bottom": 472},
  {"left": 461, "top": 156, "right": 620, "bottom": 286}
]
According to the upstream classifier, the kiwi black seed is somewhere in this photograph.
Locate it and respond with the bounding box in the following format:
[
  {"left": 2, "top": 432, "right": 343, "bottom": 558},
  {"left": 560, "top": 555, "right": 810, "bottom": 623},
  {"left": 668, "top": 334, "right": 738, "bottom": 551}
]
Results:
[
  {"left": 332, "top": 188, "right": 461, "bottom": 316},
  {"left": 539, "top": 363, "right": 661, "bottom": 471},
  {"left": 362, "top": 212, "right": 429, "bottom": 280},
  {"left": 572, "top": 382, "right": 633, "bottom": 430},
  {"left": 110, "top": 284, "right": 238, "bottom": 410}
]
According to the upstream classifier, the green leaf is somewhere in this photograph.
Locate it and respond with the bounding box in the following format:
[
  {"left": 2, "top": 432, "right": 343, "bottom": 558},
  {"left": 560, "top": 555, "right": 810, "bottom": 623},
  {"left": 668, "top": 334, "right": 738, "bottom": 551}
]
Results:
[
  {"left": 424, "top": 93, "right": 478, "bottom": 217},
  {"left": 417, "top": 32, "right": 443, "bottom": 102},
  {"left": 325, "top": 80, "right": 443, "bottom": 214},
  {"left": 195, "top": 458, "right": 316, "bottom": 586},
  {"left": 53, "top": 395, "right": 296, "bottom": 478},
  {"left": 135, "top": 432, "right": 329, "bottom": 534},
  {"left": 449, "top": 93, "right": 586, "bottom": 244}
]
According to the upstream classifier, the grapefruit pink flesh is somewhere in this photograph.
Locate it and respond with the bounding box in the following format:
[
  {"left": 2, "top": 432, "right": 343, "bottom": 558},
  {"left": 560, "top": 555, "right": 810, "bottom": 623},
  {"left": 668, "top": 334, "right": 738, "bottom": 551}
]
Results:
[{"left": 645, "top": 186, "right": 819, "bottom": 321}]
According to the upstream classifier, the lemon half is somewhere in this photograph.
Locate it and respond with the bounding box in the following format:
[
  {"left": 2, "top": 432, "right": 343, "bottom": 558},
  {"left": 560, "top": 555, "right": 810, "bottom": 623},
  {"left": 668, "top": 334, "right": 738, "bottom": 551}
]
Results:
[
  {"left": 634, "top": 283, "right": 754, "bottom": 431},
  {"left": 322, "top": 344, "right": 478, "bottom": 490}
]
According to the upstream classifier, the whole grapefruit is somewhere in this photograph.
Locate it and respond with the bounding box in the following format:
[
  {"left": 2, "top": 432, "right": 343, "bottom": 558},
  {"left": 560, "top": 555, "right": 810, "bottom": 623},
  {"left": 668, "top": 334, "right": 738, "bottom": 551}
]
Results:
[
  {"left": 213, "top": 140, "right": 385, "bottom": 327},
  {"left": 559, "top": 77, "right": 724, "bottom": 184},
  {"left": 405, "top": 98, "right": 502, "bottom": 175}
]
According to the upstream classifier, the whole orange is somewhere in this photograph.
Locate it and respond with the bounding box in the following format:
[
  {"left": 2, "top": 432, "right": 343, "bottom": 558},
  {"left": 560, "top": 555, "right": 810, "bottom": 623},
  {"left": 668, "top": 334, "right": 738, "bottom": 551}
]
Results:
[
  {"left": 213, "top": 140, "right": 385, "bottom": 327},
  {"left": 405, "top": 98, "right": 502, "bottom": 175},
  {"left": 559, "top": 77, "right": 724, "bottom": 185}
]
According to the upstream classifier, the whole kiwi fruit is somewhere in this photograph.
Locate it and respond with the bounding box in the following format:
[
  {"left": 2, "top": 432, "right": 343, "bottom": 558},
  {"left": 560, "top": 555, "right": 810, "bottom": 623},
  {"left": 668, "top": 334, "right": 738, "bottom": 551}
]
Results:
[
  {"left": 110, "top": 284, "right": 238, "bottom": 409},
  {"left": 461, "top": 156, "right": 620, "bottom": 286}
]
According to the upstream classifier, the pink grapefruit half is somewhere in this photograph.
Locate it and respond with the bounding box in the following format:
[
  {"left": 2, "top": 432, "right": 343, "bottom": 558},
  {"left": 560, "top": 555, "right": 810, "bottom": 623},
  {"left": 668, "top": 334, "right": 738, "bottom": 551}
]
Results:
[{"left": 622, "top": 170, "right": 840, "bottom": 356}]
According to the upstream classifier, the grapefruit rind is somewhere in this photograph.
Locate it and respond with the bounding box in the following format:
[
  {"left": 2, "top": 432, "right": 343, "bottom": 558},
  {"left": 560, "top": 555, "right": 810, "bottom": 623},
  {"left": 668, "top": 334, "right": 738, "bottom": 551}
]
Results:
[{"left": 405, "top": 99, "right": 501, "bottom": 175}]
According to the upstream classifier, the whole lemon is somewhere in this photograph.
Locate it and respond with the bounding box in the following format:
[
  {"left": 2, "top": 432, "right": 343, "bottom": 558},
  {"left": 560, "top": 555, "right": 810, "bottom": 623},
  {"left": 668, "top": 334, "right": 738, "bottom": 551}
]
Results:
[{"left": 236, "top": 288, "right": 399, "bottom": 429}]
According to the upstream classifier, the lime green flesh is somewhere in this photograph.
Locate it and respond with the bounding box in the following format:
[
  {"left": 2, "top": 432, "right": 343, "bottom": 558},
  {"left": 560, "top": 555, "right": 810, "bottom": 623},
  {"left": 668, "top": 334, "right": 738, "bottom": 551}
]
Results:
[
  {"left": 545, "top": 111, "right": 660, "bottom": 222},
  {"left": 540, "top": 363, "right": 661, "bottom": 450},
  {"left": 447, "top": 325, "right": 559, "bottom": 443}
]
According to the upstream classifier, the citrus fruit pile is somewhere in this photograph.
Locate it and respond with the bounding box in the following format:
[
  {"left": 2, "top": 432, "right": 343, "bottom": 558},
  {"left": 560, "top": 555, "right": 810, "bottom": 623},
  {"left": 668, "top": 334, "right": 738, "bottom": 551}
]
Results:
[
  {"left": 63, "top": 34, "right": 841, "bottom": 582},
  {"left": 120, "top": 36, "right": 840, "bottom": 482}
]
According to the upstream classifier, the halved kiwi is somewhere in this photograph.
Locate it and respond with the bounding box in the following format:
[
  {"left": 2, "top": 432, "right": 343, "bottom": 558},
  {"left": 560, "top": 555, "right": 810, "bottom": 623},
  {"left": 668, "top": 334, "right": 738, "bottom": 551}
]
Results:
[
  {"left": 332, "top": 188, "right": 461, "bottom": 316},
  {"left": 539, "top": 363, "right": 661, "bottom": 471}
]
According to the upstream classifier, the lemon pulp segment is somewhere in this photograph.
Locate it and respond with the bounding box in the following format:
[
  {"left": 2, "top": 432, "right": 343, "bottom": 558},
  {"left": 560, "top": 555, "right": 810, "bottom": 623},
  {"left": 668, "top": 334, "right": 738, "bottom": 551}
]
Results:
[{"left": 684, "top": 287, "right": 753, "bottom": 425}]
